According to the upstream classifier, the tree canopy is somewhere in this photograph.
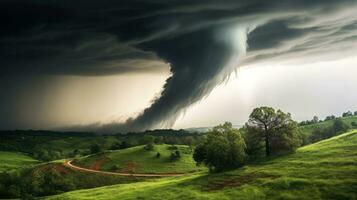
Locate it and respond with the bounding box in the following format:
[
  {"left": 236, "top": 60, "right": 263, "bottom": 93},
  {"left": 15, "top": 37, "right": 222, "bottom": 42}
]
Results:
[
  {"left": 193, "top": 122, "right": 246, "bottom": 172},
  {"left": 245, "top": 107, "right": 302, "bottom": 157}
]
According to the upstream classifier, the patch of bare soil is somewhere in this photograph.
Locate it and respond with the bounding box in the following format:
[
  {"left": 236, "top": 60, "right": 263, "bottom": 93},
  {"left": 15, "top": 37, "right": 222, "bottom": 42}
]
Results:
[
  {"left": 120, "top": 161, "right": 139, "bottom": 173},
  {"left": 90, "top": 156, "right": 110, "bottom": 171},
  {"left": 203, "top": 172, "right": 280, "bottom": 191}
]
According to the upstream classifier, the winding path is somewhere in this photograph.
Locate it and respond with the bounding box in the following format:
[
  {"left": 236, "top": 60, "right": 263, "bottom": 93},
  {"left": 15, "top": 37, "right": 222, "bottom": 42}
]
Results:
[{"left": 63, "top": 160, "right": 184, "bottom": 177}]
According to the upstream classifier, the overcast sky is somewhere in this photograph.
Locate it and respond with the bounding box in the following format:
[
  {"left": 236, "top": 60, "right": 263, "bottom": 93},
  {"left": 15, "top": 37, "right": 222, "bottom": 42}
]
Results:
[{"left": 0, "top": 0, "right": 357, "bottom": 132}]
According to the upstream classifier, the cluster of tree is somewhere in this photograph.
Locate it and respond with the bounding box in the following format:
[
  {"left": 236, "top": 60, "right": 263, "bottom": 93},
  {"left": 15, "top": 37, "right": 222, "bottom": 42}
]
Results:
[
  {"left": 0, "top": 163, "right": 142, "bottom": 199},
  {"left": 170, "top": 150, "right": 181, "bottom": 161},
  {"left": 299, "top": 116, "right": 321, "bottom": 126},
  {"left": 300, "top": 110, "right": 357, "bottom": 126},
  {"left": 32, "top": 149, "right": 64, "bottom": 161},
  {"left": 0, "top": 129, "right": 205, "bottom": 162},
  {"left": 193, "top": 107, "right": 302, "bottom": 172},
  {"left": 309, "top": 119, "right": 352, "bottom": 143},
  {"left": 342, "top": 111, "right": 357, "bottom": 117},
  {"left": 0, "top": 168, "right": 75, "bottom": 199},
  {"left": 193, "top": 122, "right": 246, "bottom": 172}
]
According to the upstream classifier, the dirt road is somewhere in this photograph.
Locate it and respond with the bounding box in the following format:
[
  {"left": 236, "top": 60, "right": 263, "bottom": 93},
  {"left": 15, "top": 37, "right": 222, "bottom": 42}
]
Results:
[{"left": 63, "top": 160, "right": 184, "bottom": 177}]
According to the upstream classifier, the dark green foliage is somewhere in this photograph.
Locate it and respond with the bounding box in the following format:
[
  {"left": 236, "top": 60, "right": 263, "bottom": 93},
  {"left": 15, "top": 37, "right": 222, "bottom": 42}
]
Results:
[
  {"left": 170, "top": 150, "right": 181, "bottom": 161},
  {"left": 351, "top": 121, "right": 357, "bottom": 128},
  {"left": 324, "top": 115, "right": 336, "bottom": 121},
  {"left": 154, "top": 136, "right": 164, "bottom": 144},
  {"left": 342, "top": 111, "right": 353, "bottom": 117},
  {"left": 140, "top": 135, "right": 155, "bottom": 145},
  {"left": 299, "top": 116, "right": 321, "bottom": 126},
  {"left": 110, "top": 165, "right": 120, "bottom": 171},
  {"left": 90, "top": 144, "right": 102, "bottom": 154},
  {"left": 354, "top": 111, "right": 357, "bottom": 116},
  {"left": 332, "top": 118, "right": 350, "bottom": 133},
  {"left": 109, "top": 142, "right": 121, "bottom": 150},
  {"left": 156, "top": 152, "right": 161, "bottom": 158},
  {"left": 309, "top": 119, "right": 351, "bottom": 143},
  {"left": 168, "top": 145, "right": 178, "bottom": 150},
  {"left": 0, "top": 164, "right": 145, "bottom": 199},
  {"left": 246, "top": 107, "right": 302, "bottom": 157},
  {"left": 119, "top": 141, "right": 132, "bottom": 149},
  {"left": 193, "top": 122, "right": 246, "bottom": 172},
  {"left": 143, "top": 143, "right": 154, "bottom": 151}
]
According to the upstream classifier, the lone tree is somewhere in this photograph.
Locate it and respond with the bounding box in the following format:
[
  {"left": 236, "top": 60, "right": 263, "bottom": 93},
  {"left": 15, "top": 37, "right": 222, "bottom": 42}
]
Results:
[
  {"left": 193, "top": 122, "right": 246, "bottom": 172},
  {"left": 245, "top": 107, "right": 302, "bottom": 157}
]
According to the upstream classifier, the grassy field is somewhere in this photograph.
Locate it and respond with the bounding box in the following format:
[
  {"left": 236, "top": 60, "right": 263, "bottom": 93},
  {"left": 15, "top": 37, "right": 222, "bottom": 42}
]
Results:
[
  {"left": 48, "top": 130, "right": 357, "bottom": 200},
  {"left": 300, "top": 116, "right": 357, "bottom": 137},
  {"left": 0, "top": 151, "right": 40, "bottom": 172},
  {"left": 73, "top": 144, "right": 205, "bottom": 173}
]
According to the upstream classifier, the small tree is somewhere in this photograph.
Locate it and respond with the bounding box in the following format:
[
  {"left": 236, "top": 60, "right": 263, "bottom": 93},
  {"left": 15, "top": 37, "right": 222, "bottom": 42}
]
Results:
[
  {"left": 246, "top": 107, "right": 302, "bottom": 157},
  {"left": 193, "top": 122, "right": 246, "bottom": 172},
  {"left": 312, "top": 116, "right": 319, "bottom": 123},
  {"left": 354, "top": 111, "right": 357, "bottom": 116},
  {"left": 351, "top": 121, "right": 357, "bottom": 128},
  {"left": 156, "top": 152, "right": 161, "bottom": 158}
]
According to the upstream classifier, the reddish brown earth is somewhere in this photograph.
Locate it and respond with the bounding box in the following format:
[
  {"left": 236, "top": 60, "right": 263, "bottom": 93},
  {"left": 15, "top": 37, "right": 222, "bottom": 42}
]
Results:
[
  {"left": 120, "top": 161, "right": 139, "bottom": 173},
  {"left": 63, "top": 160, "right": 184, "bottom": 177},
  {"left": 204, "top": 172, "right": 280, "bottom": 191},
  {"left": 90, "top": 157, "right": 109, "bottom": 171}
]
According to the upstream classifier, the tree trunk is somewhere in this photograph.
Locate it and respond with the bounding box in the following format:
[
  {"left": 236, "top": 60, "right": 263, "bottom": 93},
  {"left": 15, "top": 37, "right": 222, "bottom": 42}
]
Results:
[{"left": 265, "top": 134, "right": 270, "bottom": 157}]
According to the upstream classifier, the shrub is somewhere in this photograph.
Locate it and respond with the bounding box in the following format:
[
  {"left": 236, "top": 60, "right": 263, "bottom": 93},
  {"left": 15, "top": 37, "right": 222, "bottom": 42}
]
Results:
[
  {"left": 143, "top": 143, "right": 154, "bottom": 151},
  {"left": 110, "top": 165, "right": 120, "bottom": 171},
  {"left": 193, "top": 122, "right": 246, "bottom": 172},
  {"left": 170, "top": 150, "right": 181, "bottom": 161},
  {"left": 351, "top": 121, "right": 357, "bottom": 128},
  {"left": 156, "top": 152, "right": 161, "bottom": 158}
]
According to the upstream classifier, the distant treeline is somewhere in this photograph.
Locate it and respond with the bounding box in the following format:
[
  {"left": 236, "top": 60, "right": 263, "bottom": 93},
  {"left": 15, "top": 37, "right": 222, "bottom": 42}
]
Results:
[
  {"left": 0, "top": 129, "right": 204, "bottom": 162},
  {"left": 299, "top": 110, "right": 357, "bottom": 126}
]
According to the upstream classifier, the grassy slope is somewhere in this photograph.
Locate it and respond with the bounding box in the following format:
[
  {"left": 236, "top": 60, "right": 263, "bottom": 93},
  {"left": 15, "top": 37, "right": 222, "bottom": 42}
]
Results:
[
  {"left": 48, "top": 130, "right": 357, "bottom": 200},
  {"left": 300, "top": 116, "right": 357, "bottom": 137},
  {"left": 74, "top": 144, "right": 204, "bottom": 173},
  {"left": 0, "top": 151, "right": 40, "bottom": 172}
]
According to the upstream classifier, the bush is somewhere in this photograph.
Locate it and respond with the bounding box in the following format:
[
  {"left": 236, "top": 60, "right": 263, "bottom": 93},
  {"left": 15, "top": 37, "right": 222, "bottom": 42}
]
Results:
[
  {"left": 143, "top": 143, "right": 154, "bottom": 151},
  {"left": 156, "top": 152, "right": 161, "bottom": 158},
  {"left": 167, "top": 145, "right": 178, "bottom": 150},
  {"left": 170, "top": 150, "right": 181, "bottom": 161},
  {"left": 193, "top": 122, "right": 246, "bottom": 172},
  {"left": 110, "top": 165, "right": 120, "bottom": 171},
  {"left": 351, "top": 122, "right": 357, "bottom": 128}
]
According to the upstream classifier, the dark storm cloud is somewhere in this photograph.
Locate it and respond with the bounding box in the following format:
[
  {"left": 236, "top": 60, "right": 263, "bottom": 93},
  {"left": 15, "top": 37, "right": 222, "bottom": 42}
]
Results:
[{"left": 1, "top": 0, "right": 357, "bottom": 132}]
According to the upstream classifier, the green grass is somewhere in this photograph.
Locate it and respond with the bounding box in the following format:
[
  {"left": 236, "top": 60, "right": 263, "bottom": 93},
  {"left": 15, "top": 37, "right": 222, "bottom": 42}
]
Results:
[
  {"left": 74, "top": 144, "right": 205, "bottom": 173},
  {"left": 0, "top": 151, "right": 40, "bottom": 172},
  {"left": 47, "top": 130, "right": 357, "bottom": 200},
  {"left": 300, "top": 116, "right": 357, "bottom": 137}
]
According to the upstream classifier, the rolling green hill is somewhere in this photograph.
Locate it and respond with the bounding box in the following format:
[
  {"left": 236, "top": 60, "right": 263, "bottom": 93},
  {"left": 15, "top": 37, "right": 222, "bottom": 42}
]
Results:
[
  {"left": 300, "top": 116, "right": 357, "bottom": 137},
  {"left": 48, "top": 130, "right": 357, "bottom": 200},
  {"left": 0, "top": 151, "right": 40, "bottom": 172},
  {"left": 73, "top": 144, "right": 204, "bottom": 174}
]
